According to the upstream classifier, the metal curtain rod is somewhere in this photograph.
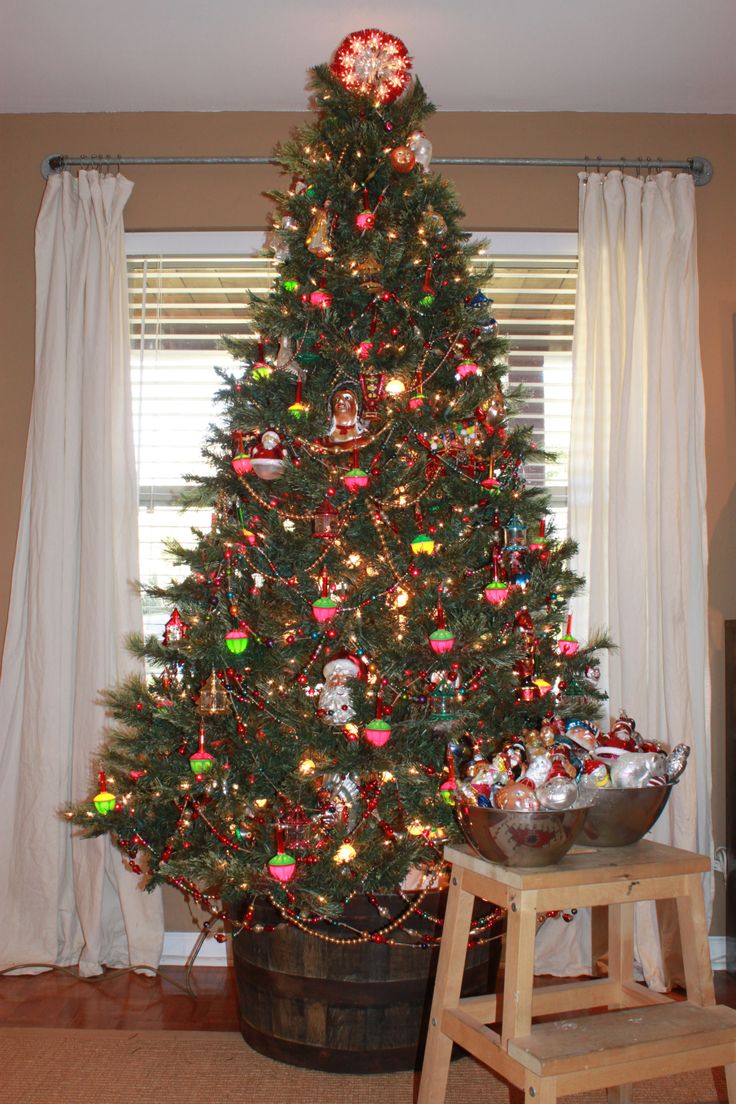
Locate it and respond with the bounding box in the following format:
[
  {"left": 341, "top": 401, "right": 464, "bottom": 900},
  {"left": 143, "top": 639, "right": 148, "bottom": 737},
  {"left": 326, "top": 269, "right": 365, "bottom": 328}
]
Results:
[{"left": 41, "top": 152, "right": 714, "bottom": 186}]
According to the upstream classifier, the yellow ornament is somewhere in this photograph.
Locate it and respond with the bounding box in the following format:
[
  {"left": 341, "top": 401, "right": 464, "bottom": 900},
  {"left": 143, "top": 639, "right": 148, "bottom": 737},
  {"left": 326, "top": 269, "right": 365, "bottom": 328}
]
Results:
[{"left": 306, "top": 208, "right": 332, "bottom": 258}]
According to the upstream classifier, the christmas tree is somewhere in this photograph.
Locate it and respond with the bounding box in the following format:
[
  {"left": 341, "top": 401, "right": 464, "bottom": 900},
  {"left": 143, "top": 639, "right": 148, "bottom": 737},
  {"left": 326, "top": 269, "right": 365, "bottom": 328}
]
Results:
[{"left": 70, "top": 30, "right": 607, "bottom": 937}]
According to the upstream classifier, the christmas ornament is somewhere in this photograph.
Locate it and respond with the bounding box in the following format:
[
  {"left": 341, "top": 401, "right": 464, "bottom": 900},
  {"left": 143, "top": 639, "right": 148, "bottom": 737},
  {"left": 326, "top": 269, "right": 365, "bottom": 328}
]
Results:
[
  {"left": 231, "top": 433, "right": 253, "bottom": 477},
  {"left": 429, "top": 597, "right": 455, "bottom": 654},
  {"left": 358, "top": 364, "right": 386, "bottom": 419},
  {"left": 407, "top": 130, "right": 432, "bottom": 172},
  {"left": 312, "top": 495, "right": 339, "bottom": 538},
  {"left": 250, "top": 429, "right": 286, "bottom": 481},
  {"left": 456, "top": 359, "right": 481, "bottom": 380},
  {"left": 423, "top": 206, "right": 447, "bottom": 237},
  {"left": 469, "top": 290, "right": 491, "bottom": 309},
  {"left": 495, "top": 780, "right": 540, "bottom": 812},
  {"left": 275, "top": 334, "right": 296, "bottom": 372},
  {"left": 504, "top": 513, "right": 528, "bottom": 548},
  {"left": 163, "top": 608, "right": 188, "bottom": 646},
  {"left": 282, "top": 277, "right": 299, "bottom": 293},
  {"left": 342, "top": 448, "right": 370, "bottom": 493},
  {"left": 288, "top": 379, "right": 308, "bottom": 419},
  {"left": 331, "top": 29, "right": 412, "bottom": 105},
  {"left": 320, "top": 382, "right": 371, "bottom": 451},
  {"left": 411, "top": 532, "right": 435, "bottom": 555},
  {"left": 268, "top": 849, "right": 297, "bottom": 883},
  {"left": 306, "top": 207, "right": 333, "bottom": 258},
  {"left": 333, "top": 842, "right": 357, "bottom": 864},
  {"left": 318, "top": 652, "right": 366, "bottom": 725},
  {"left": 665, "top": 744, "right": 690, "bottom": 782},
  {"left": 251, "top": 342, "right": 273, "bottom": 380},
  {"left": 93, "top": 770, "right": 116, "bottom": 815},
  {"left": 389, "top": 146, "right": 416, "bottom": 173},
  {"left": 355, "top": 190, "right": 376, "bottom": 231},
  {"left": 484, "top": 550, "right": 509, "bottom": 605},
  {"left": 557, "top": 613, "right": 580, "bottom": 656},
  {"left": 190, "top": 721, "right": 215, "bottom": 776},
  {"left": 225, "top": 628, "right": 249, "bottom": 655},
  {"left": 312, "top": 568, "right": 339, "bottom": 622},
  {"left": 309, "top": 287, "right": 333, "bottom": 310},
  {"left": 385, "top": 376, "right": 405, "bottom": 396},
  {"left": 419, "top": 264, "right": 435, "bottom": 306},
  {"left": 364, "top": 692, "right": 391, "bottom": 746},
  {"left": 319, "top": 772, "right": 360, "bottom": 831},
  {"left": 198, "top": 670, "right": 229, "bottom": 715}
]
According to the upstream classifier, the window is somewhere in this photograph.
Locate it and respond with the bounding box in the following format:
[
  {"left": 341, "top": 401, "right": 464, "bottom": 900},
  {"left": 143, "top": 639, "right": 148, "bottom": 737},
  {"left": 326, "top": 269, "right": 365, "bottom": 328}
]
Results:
[{"left": 126, "top": 231, "right": 577, "bottom": 639}]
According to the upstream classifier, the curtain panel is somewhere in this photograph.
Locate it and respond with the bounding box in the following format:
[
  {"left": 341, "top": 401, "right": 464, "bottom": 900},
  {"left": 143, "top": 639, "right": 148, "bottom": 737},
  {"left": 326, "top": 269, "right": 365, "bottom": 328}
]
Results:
[{"left": 0, "top": 170, "right": 163, "bottom": 975}]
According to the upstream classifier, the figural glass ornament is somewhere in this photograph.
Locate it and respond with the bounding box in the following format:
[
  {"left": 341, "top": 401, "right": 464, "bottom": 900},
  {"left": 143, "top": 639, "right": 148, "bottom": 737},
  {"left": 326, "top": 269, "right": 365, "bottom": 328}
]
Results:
[
  {"left": 190, "top": 721, "right": 215, "bottom": 777},
  {"left": 484, "top": 550, "right": 509, "bottom": 605},
  {"left": 225, "top": 628, "right": 249, "bottom": 654},
  {"left": 250, "top": 429, "right": 286, "bottom": 481},
  {"left": 312, "top": 495, "right": 339, "bottom": 538},
  {"left": 93, "top": 770, "right": 116, "bottom": 815},
  {"left": 198, "top": 670, "right": 229, "bottom": 715},
  {"left": 312, "top": 568, "right": 339, "bottom": 622},
  {"left": 231, "top": 430, "right": 253, "bottom": 476},
  {"left": 306, "top": 207, "right": 333, "bottom": 258},
  {"left": 407, "top": 130, "right": 433, "bottom": 173},
  {"left": 557, "top": 613, "right": 580, "bottom": 656},
  {"left": 429, "top": 597, "right": 455, "bottom": 654},
  {"left": 364, "top": 692, "right": 391, "bottom": 746},
  {"left": 163, "top": 608, "right": 188, "bottom": 646}
]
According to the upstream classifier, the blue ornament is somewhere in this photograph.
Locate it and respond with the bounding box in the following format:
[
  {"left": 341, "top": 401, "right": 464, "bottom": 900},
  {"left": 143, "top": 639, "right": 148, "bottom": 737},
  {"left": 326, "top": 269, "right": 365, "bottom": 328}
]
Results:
[{"left": 469, "top": 290, "right": 492, "bottom": 309}]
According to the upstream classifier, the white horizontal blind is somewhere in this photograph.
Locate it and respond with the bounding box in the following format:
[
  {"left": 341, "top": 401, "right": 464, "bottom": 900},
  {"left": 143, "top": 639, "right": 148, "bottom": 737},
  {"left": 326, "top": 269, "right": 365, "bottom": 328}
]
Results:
[{"left": 127, "top": 232, "right": 576, "bottom": 639}]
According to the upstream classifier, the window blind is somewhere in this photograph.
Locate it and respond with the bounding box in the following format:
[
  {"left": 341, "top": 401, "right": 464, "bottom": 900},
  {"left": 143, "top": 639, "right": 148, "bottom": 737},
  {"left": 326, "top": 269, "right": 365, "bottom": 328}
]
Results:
[{"left": 128, "top": 237, "right": 576, "bottom": 637}]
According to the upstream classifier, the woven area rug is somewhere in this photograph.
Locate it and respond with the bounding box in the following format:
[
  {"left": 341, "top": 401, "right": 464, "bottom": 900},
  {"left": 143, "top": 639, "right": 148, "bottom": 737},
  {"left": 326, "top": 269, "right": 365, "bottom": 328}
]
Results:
[{"left": 0, "top": 1027, "right": 727, "bottom": 1103}]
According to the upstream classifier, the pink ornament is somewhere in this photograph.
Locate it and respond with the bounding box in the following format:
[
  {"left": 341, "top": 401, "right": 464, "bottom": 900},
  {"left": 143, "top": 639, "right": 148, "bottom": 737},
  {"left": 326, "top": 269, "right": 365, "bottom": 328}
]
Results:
[
  {"left": 364, "top": 718, "right": 391, "bottom": 747},
  {"left": 309, "top": 288, "right": 333, "bottom": 309},
  {"left": 355, "top": 210, "right": 376, "bottom": 231},
  {"left": 456, "top": 360, "right": 481, "bottom": 380}
]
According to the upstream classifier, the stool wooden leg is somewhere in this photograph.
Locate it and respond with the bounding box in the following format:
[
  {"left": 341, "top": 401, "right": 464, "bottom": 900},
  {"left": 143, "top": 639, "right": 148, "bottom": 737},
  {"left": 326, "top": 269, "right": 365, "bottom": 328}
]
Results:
[
  {"left": 606, "top": 1087, "right": 632, "bottom": 1103},
  {"left": 417, "top": 871, "right": 476, "bottom": 1104},
  {"left": 525, "top": 1078, "right": 556, "bottom": 1102},
  {"left": 676, "top": 872, "right": 715, "bottom": 1006},
  {"left": 501, "top": 890, "right": 538, "bottom": 1047},
  {"left": 608, "top": 901, "right": 634, "bottom": 1004},
  {"left": 725, "top": 1063, "right": 736, "bottom": 1103}
]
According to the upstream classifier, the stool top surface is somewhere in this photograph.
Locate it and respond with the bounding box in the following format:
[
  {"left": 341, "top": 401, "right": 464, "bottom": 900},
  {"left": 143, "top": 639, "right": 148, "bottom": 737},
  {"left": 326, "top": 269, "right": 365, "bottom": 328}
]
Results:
[{"left": 444, "top": 839, "right": 710, "bottom": 888}]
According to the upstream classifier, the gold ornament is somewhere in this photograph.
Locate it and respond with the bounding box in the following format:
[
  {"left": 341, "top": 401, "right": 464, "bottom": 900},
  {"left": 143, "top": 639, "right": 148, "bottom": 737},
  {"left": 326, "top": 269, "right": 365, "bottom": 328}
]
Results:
[
  {"left": 198, "top": 670, "right": 229, "bottom": 715},
  {"left": 306, "top": 208, "right": 332, "bottom": 258}
]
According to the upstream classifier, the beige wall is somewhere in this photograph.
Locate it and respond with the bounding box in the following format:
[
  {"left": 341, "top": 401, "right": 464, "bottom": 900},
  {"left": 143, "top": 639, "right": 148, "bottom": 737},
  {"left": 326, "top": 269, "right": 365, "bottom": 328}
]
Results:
[{"left": 1, "top": 111, "right": 735, "bottom": 933}]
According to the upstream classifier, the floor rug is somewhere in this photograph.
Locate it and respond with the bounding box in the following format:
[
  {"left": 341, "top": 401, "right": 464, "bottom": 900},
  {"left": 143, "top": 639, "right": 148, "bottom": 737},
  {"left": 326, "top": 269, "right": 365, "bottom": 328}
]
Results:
[{"left": 0, "top": 1027, "right": 727, "bottom": 1103}]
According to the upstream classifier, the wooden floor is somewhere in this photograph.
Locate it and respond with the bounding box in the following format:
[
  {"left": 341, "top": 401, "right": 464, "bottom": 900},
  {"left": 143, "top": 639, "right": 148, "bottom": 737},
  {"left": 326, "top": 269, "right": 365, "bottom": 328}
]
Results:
[{"left": 1, "top": 965, "right": 735, "bottom": 1032}]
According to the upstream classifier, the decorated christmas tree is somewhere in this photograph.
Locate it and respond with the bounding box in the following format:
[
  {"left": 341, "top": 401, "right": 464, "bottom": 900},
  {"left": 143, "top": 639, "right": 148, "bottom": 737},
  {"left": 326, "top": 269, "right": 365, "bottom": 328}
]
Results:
[{"left": 70, "top": 30, "right": 608, "bottom": 938}]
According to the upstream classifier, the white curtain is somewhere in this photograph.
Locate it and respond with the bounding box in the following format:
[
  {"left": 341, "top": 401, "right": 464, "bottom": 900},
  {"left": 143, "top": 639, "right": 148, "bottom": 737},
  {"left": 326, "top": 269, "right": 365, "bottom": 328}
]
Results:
[
  {"left": 0, "top": 170, "right": 164, "bottom": 976},
  {"left": 536, "top": 170, "right": 710, "bottom": 990}
]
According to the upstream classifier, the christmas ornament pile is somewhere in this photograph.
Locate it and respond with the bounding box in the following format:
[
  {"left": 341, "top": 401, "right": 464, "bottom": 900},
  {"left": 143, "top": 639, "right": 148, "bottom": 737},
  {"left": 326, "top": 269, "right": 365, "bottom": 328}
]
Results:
[{"left": 456, "top": 712, "right": 690, "bottom": 814}]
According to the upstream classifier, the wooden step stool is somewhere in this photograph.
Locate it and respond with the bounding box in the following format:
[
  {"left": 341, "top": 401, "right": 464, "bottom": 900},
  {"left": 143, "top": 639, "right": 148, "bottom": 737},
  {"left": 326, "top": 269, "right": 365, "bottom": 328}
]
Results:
[{"left": 417, "top": 839, "right": 736, "bottom": 1103}]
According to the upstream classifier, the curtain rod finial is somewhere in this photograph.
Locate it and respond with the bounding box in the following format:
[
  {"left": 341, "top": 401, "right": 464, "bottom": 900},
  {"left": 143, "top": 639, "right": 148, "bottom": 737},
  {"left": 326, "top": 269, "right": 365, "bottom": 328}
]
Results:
[
  {"left": 690, "top": 157, "right": 713, "bottom": 187},
  {"left": 41, "top": 154, "right": 65, "bottom": 179}
]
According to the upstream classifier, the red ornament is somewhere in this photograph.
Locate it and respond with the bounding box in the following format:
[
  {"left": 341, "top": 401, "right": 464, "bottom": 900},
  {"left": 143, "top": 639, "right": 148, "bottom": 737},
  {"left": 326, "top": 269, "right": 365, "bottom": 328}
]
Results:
[
  {"left": 331, "top": 29, "right": 412, "bottom": 105},
  {"left": 163, "top": 609, "right": 188, "bottom": 646},
  {"left": 389, "top": 146, "right": 416, "bottom": 173}
]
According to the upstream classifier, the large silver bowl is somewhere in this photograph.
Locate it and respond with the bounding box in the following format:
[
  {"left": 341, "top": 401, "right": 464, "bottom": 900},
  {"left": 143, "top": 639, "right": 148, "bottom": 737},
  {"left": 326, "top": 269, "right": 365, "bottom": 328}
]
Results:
[
  {"left": 578, "top": 783, "right": 673, "bottom": 847},
  {"left": 456, "top": 802, "right": 591, "bottom": 867}
]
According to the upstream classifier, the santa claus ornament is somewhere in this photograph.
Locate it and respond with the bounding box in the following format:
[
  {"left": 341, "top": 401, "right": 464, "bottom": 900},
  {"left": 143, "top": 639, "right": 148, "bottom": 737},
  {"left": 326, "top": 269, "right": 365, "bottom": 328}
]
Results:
[
  {"left": 318, "top": 652, "right": 367, "bottom": 725},
  {"left": 250, "top": 429, "right": 286, "bottom": 481}
]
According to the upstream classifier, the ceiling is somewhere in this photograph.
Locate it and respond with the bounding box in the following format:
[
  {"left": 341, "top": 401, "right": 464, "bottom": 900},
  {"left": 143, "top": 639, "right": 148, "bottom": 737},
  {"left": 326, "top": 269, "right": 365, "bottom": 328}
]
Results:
[{"left": 3, "top": 0, "right": 736, "bottom": 115}]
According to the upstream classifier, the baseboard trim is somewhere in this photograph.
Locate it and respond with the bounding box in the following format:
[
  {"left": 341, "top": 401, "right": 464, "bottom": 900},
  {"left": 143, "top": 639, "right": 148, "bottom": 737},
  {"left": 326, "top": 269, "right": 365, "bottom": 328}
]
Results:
[
  {"left": 161, "top": 931, "right": 730, "bottom": 971},
  {"left": 161, "top": 931, "right": 229, "bottom": 966}
]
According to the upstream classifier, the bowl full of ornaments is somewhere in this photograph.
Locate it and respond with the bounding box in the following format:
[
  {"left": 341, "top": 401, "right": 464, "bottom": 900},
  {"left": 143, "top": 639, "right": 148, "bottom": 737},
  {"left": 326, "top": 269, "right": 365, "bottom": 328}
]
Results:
[{"left": 454, "top": 712, "right": 689, "bottom": 865}]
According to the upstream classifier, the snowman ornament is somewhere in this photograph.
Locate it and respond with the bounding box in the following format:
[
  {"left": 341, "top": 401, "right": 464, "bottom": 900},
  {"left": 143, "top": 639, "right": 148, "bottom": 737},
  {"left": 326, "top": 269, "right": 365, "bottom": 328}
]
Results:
[{"left": 318, "top": 652, "right": 367, "bottom": 725}]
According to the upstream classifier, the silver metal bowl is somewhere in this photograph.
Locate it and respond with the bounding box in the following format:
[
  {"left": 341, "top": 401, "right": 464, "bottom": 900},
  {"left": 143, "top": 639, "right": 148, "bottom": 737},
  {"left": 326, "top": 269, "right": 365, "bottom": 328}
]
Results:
[
  {"left": 456, "top": 802, "right": 592, "bottom": 867},
  {"left": 578, "top": 783, "right": 673, "bottom": 847}
]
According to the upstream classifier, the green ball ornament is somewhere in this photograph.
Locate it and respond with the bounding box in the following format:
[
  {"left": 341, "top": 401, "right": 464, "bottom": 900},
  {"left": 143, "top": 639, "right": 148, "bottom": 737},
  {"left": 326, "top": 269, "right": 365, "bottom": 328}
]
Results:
[
  {"left": 189, "top": 750, "right": 215, "bottom": 775},
  {"left": 93, "top": 790, "right": 116, "bottom": 815},
  {"left": 225, "top": 629, "right": 249, "bottom": 654}
]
